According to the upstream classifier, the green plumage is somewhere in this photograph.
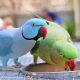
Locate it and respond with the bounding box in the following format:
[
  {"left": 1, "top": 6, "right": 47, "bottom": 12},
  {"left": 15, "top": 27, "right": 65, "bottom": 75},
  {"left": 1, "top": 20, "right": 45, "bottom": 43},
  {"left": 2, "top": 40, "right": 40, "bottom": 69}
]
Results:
[{"left": 31, "top": 21, "right": 77, "bottom": 66}]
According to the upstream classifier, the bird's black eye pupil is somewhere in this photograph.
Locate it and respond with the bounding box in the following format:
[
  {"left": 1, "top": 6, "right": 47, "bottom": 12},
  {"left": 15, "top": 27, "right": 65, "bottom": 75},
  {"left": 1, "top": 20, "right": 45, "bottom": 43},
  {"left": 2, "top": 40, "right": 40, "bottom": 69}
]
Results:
[{"left": 32, "top": 23, "right": 35, "bottom": 27}]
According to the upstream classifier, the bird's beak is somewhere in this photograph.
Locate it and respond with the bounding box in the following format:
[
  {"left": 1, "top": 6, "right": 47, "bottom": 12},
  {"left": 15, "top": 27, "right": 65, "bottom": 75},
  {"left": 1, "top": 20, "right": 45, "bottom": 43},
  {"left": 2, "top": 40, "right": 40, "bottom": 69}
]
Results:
[
  {"left": 38, "top": 26, "right": 47, "bottom": 39},
  {"left": 65, "top": 59, "right": 77, "bottom": 71}
]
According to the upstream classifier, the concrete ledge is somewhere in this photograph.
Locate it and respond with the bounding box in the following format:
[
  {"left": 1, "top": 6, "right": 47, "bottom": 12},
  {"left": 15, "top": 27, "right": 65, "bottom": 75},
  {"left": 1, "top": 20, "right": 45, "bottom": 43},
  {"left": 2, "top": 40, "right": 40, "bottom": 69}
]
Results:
[
  {"left": 24, "top": 63, "right": 80, "bottom": 79},
  {"left": 0, "top": 63, "right": 80, "bottom": 80},
  {"left": 25, "top": 70, "right": 80, "bottom": 80},
  {"left": 0, "top": 69, "right": 80, "bottom": 80}
]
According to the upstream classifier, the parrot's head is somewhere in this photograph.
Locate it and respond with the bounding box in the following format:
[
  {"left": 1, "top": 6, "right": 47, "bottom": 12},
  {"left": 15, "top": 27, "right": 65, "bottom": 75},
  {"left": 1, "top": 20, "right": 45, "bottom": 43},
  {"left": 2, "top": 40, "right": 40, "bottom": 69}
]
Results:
[
  {"left": 22, "top": 18, "right": 48, "bottom": 41},
  {"left": 66, "top": 59, "right": 77, "bottom": 71}
]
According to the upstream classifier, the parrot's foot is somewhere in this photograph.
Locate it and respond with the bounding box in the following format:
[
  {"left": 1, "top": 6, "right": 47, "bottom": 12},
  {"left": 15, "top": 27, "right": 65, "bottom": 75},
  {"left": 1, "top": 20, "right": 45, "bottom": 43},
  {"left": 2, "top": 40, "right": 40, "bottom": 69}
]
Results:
[
  {"left": 12, "top": 63, "right": 23, "bottom": 69},
  {"left": 10, "top": 65, "right": 22, "bottom": 71},
  {"left": 10, "top": 63, "right": 24, "bottom": 71},
  {"left": 7, "top": 66, "right": 23, "bottom": 71}
]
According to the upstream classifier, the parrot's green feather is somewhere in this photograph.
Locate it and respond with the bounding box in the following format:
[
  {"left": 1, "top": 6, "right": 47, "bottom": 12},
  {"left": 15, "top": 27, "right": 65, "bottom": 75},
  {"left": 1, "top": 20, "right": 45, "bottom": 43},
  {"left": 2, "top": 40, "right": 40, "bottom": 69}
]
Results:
[
  {"left": 31, "top": 40, "right": 40, "bottom": 54},
  {"left": 52, "top": 40, "right": 77, "bottom": 59},
  {"left": 31, "top": 40, "right": 41, "bottom": 63},
  {"left": 31, "top": 20, "right": 78, "bottom": 66}
]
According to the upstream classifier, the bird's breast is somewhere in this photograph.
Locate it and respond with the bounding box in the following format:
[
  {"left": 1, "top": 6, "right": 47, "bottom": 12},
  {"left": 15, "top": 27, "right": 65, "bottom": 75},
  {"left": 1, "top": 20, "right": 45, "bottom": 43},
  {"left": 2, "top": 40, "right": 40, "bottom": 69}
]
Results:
[{"left": 11, "top": 39, "right": 36, "bottom": 58}]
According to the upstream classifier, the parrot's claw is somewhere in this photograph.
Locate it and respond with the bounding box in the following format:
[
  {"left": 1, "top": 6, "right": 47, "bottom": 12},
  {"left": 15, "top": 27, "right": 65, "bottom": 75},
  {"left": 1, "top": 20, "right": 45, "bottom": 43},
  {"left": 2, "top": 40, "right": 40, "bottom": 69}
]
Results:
[
  {"left": 7, "top": 66, "right": 23, "bottom": 71},
  {"left": 13, "top": 65, "right": 22, "bottom": 68},
  {"left": 11, "top": 63, "right": 23, "bottom": 69}
]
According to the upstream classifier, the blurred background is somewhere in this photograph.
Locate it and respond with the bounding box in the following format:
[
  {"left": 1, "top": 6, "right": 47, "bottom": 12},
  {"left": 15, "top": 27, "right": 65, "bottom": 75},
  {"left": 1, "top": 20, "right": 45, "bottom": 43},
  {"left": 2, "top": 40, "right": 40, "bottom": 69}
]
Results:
[
  {"left": 0, "top": 0, "right": 79, "bottom": 40},
  {"left": 0, "top": 0, "right": 80, "bottom": 65}
]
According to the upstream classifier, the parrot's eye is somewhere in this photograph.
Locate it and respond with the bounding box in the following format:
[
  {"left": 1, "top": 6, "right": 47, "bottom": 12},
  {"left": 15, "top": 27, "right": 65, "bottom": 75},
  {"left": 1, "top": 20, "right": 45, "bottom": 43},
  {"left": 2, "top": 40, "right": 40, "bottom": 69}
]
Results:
[
  {"left": 32, "top": 23, "right": 35, "bottom": 27},
  {"left": 46, "top": 21, "right": 49, "bottom": 25}
]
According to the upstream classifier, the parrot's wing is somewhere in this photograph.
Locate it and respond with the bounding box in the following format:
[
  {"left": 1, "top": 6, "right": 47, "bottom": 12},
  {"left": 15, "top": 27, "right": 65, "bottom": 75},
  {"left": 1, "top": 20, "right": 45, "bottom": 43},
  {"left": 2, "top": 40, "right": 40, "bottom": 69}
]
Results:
[
  {"left": 53, "top": 40, "right": 77, "bottom": 59},
  {"left": 0, "top": 32, "right": 13, "bottom": 56}
]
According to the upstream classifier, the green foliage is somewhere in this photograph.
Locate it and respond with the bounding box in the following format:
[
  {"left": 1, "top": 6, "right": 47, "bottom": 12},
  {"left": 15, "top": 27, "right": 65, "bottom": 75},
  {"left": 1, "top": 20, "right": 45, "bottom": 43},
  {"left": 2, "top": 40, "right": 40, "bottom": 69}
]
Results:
[{"left": 64, "top": 21, "right": 75, "bottom": 39}]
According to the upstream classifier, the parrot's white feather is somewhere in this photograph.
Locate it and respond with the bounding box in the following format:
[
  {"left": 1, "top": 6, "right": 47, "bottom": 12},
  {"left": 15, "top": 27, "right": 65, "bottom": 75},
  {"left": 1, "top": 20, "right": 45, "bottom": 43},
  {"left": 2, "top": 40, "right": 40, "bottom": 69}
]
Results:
[{"left": 0, "top": 18, "right": 47, "bottom": 66}]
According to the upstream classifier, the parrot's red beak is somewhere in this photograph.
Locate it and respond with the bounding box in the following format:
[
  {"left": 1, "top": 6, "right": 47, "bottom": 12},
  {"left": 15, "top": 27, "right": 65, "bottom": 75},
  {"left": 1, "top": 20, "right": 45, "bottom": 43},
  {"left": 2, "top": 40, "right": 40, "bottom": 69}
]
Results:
[
  {"left": 66, "top": 59, "right": 77, "bottom": 71},
  {"left": 38, "top": 26, "right": 47, "bottom": 39}
]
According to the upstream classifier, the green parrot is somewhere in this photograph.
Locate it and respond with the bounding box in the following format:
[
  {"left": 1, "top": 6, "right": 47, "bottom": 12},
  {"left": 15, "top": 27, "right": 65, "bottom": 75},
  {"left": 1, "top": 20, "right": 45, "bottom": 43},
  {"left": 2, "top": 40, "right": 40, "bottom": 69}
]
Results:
[{"left": 31, "top": 21, "right": 78, "bottom": 71}]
